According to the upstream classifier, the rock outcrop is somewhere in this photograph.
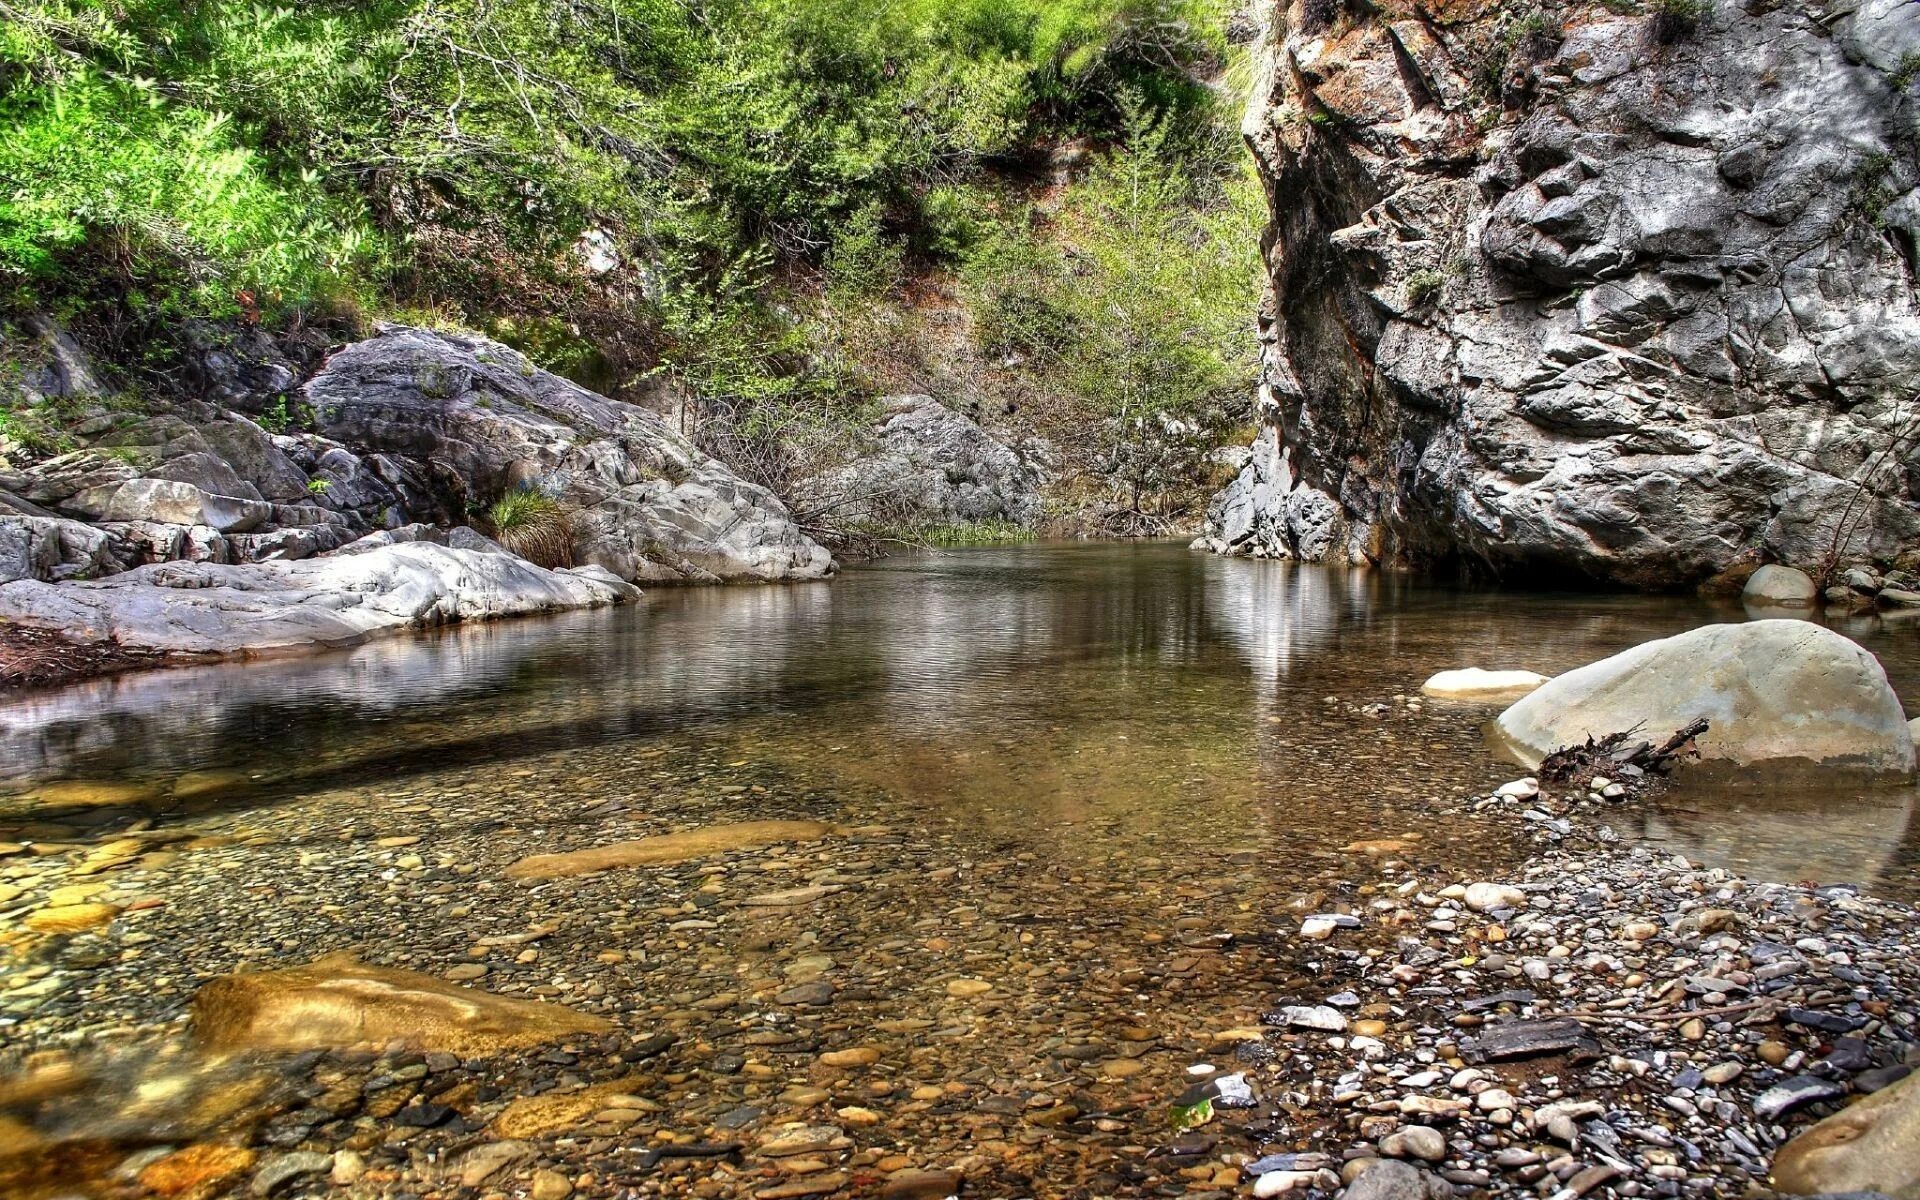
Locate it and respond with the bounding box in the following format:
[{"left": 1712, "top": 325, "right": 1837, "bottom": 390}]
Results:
[
  {"left": 793, "top": 395, "right": 1047, "bottom": 529},
  {"left": 304, "top": 327, "right": 833, "bottom": 583},
  {"left": 1202, "top": 0, "right": 1920, "bottom": 587},
  {"left": 0, "top": 542, "right": 636, "bottom": 658},
  {"left": 1494, "top": 620, "right": 1916, "bottom": 779},
  {"left": 2, "top": 322, "right": 832, "bottom": 587}
]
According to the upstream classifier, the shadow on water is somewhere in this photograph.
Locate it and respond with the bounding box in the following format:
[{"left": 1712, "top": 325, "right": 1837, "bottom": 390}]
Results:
[{"left": 3, "top": 542, "right": 1918, "bottom": 897}]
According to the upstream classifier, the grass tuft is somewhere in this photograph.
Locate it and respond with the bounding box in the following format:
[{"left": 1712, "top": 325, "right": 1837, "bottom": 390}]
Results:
[{"left": 484, "top": 487, "right": 577, "bottom": 568}]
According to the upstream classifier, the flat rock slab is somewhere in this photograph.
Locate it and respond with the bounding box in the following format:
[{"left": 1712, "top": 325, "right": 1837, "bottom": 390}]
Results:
[
  {"left": 0, "top": 542, "right": 636, "bottom": 658},
  {"left": 504, "top": 820, "right": 834, "bottom": 879},
  {"left": 191, "top": 951, "right": 610, "bottom": 1055},
  {"left": 1459, "top": 1018, "right": 1601, "bottom": 1064}
]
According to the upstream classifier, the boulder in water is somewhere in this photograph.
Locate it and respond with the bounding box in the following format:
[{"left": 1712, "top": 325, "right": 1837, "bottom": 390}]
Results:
[
  {"left": 1494, "top": 621, "right": 1915, "bottom": 781},
  {"left": 191, "top": 952, "right": 610, "bottom": 1055},
  {"left": 1743, "top": 564, "right": 1818, "bottom": 608}
]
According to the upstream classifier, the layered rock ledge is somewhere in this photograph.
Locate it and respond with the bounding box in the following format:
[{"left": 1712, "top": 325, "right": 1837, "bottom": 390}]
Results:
[{"left": 0, "top": 542, "right": 637, "bottom": 662}]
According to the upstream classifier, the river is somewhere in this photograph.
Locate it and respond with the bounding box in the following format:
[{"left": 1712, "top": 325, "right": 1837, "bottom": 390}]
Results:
[{"left": 2, "top": 543, "right": 1917, "bottom": 1197}]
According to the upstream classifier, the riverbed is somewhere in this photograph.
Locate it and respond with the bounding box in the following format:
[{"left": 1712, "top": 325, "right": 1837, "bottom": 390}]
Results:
[{"left": 1, "top": 544, "right": 1917, "bottom": 1198}]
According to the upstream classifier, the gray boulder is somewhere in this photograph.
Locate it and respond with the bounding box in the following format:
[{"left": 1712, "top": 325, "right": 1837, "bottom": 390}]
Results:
[
  {"left": 63, "top": 477, "right": 272, "bottom": 533},
  {"left": 1743, "top": 563, "right": 1818, "bottom": 607},
  {"left": 304, "top": 326, "right": 832, "bottom": 583},
  {"left": 1495, "top": 620, "right": 1915, "bottom": 780},
  {"left": 0, "top": 515, "right": 132, "bottom": 584},
  {"left": 0, "top": 542, "right": 637, "bottom": 657},
  {"left": 794, "top": 395, "right": 1047, "bottom": 529}
]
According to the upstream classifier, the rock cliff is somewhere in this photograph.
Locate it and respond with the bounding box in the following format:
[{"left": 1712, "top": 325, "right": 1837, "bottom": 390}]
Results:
[{"left": 1201, "top": 0, "right": 1920, "bottom": 587}]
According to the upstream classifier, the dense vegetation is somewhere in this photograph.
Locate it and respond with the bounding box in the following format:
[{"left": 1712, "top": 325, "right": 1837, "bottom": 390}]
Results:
[{"left": 1, "top": 0, "right": 1262, "bottom": 526}]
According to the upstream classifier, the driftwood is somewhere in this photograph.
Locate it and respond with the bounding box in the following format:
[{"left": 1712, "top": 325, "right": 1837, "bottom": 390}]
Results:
[{"left": 1538, "top": 718, "right": 1709, "bottom": 786}]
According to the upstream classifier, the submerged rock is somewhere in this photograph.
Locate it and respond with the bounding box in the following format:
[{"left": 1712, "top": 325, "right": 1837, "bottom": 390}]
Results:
[
  {"left": 1495, "top": 621, "right": 1915, "bottom": 780},
  {"left": 0, "top": 542, "right": 636, "bottom": 658},
  {"left": 1771, "top": 1069, "right": 1920, "bottom": 1198},
  {"left": 191, "top": 952, "right": 611, "bottom": 1055},
  {"left": 502, "top": 819, "right": 834, "bottom": 879},
  {"left": 1420, "top": 668, "right": 1550, "bottom": 702}
]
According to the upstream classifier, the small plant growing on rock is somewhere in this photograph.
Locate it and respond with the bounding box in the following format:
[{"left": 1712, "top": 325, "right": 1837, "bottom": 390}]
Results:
[
  {"left": 484, "top": 486, "right": 577, "bottom": 569},
  {"left": 1893, "top": 53, "right": 1920, "bottom": 91},
  {"left": 1404, "top": 268, "right": 1447, "bottom": 308},
  {"left": 1649, "top": 0, "right": 1708, "bottom": 43}
]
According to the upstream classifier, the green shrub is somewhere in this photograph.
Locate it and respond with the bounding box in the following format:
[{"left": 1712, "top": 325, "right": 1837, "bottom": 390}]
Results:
[
  {"left": 484, "top": 487, "right": 576, "bottom": 568},
  {"left": 1649, "top": 0, "right": 1709, "bottom": 42},
  {"left": 1404, "top": 268, "right": 1447, "bottom": 308},
  {"left": 958, "top": 95, "right": 1261, "bottom": 515}
]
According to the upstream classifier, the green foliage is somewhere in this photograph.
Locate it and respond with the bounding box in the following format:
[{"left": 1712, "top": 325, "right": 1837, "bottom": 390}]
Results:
[
  {"left": 1, "top": 0, "right": 1255, "bottom": 516},
  {"left": 483, "top": 486, "right": 576, "bottom": 568},
  {"left": 0, "top": 405, "right": 75, "bottom": 462},
  {"left": 1404, "top": 268, "right": 1447, "bottom": 308},
  {"left": 1893, "top": 53, "right": 1920, "bottom": 92},
  {"left": 959, "top": 96, "right": 1261, "bottom": 513},
  {"left": 871, "top": 518, "right": 1038, "bottom": 546}
]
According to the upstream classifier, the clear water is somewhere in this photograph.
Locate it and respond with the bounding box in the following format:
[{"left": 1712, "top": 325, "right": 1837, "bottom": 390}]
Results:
[{"left": 3, "top": 541, "right": 1916, "bottom": 898}]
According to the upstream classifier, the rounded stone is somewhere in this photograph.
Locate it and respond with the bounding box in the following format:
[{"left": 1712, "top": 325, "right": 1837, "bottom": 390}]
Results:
[
  {"left": 1494, "top": 620, "right": 1916, "bottom": 781},
  {"left": 1742, "top": 564, "right": 1818, "bottom": 607}
]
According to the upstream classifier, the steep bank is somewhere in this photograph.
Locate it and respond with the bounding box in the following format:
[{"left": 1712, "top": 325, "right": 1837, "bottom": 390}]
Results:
[{"left": 1202, "top": 0, "right": 1920, "bottom": 588}]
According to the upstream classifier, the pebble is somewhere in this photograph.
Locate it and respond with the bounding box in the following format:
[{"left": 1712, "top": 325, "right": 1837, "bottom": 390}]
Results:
[{"left": 250, "top": 1152, "right": 333, "bottom": 1197}]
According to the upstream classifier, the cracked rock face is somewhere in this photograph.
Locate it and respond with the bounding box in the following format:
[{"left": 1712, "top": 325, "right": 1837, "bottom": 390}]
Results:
[
  {"left": 1203, "top": 0, "right": 1920, "bottom": 587},
  {"left": 791, "top": 395, "right": 1048, "bottom": 530}
]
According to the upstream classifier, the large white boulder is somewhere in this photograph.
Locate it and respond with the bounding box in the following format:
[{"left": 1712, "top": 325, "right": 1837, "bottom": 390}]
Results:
[
  {"left": 1493, "top": 620, "right": 1916, "bottom": 781},
  {"left": 0, "top": 542, "right": 636, "bottom": 657}
]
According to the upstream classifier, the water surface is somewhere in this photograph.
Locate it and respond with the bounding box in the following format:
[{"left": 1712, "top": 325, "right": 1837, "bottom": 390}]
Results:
[{"left": 4, "top": 542, "right": 1916, "bottom": 896}]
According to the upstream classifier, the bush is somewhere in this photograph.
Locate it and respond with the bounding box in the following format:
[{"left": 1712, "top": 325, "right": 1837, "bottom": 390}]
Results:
[
  {"left": 484, "top": 487, "right": 576, "bottom": 568},
  {"left": 1649, "top": 0, "right": 1709, "bottom": 42},
  {"left": 958, "top": 94, "right": 1261, "bottom": 516}
]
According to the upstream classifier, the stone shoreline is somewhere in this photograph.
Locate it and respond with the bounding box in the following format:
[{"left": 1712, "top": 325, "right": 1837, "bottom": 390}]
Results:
[{"left": 1215, "top": 770, "right": 1919, "bottom": 1200}]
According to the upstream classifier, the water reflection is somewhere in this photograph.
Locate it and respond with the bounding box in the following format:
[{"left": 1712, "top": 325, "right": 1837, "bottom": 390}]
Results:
[{"left": 3, "top": 543, "right": 1918, "bottom": 896}]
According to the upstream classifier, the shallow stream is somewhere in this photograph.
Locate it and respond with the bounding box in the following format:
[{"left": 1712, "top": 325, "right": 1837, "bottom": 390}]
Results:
[{"left": 2, "top": 543, "right": 1917, "bottom": 1197}]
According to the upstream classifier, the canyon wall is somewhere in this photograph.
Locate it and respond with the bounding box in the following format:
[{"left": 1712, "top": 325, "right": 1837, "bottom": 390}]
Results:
[{"left": 1202, "top": 0, "right": 1920, "bottom": 587}]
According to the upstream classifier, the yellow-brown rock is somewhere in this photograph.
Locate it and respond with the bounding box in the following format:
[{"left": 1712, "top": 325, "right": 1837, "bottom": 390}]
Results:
[
  {"left": 191, "top": 952, "right": 610, "bottom": 1055},
  {"left": 24, "top": 903, "right": 120, "bottom": 934},
  {"left": 1772, "top": 1069, "right": 1920, "bottom": 1198},
  {"left": 29, "top": 780, "right": 164, "bottom": 809},
  {"left": 490, "top": 1078, "right": 652, "bottom": 1138},
  {"left": 504, "top": 820, "right": 832, "bottom": 880},
  {"left": 136, "top": 1144, "right": 258, "bottom": 1197}
]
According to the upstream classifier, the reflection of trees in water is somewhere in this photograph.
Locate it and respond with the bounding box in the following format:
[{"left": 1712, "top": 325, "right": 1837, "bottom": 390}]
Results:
[{"left": 8, "top": 545, "right": 1920, "bottom": 902}]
